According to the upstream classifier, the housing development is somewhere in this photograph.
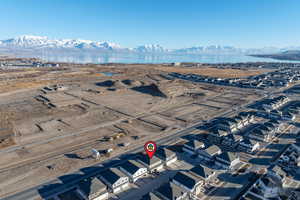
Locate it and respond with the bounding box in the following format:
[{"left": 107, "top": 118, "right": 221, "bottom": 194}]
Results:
[{"left": 0, "top": 59, "right": 300, "bottom": 200}]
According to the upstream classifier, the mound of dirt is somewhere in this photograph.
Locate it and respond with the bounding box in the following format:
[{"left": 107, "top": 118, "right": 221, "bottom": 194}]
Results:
[
  {"left": 95, "top": 80, "right": 115, "bottom": 87},
  {"left": 96, "top": 80, "right": 130, "bottom": 90},
  {"left": 121, "top": 79, "right": 133, "bottom": 85},
  {"left": 0, "top": 136, "right": 15, "bottom": 149},
  {"left": 114, "top": 80, "right": 128, "bottom": 88},
  {"left": 107, "top": 88, "right": 118, "bottom": 91},
  {"left": 181, "top": 92, "right": 205, "bottom": 99},
  {"left": 121, "top": 79, "right": 143, "bottom": 87},
  {"left": 131, "top": 83, "right": 167, "bottom": 98}
]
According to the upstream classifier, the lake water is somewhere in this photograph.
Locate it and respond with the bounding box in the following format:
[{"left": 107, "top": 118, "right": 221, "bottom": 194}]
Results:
[
  {"left": 25, "top": 52, "right": 299, "bottom": 64},
  {"left": 100, "top": 72, "right": 119, "bottom": 76}
]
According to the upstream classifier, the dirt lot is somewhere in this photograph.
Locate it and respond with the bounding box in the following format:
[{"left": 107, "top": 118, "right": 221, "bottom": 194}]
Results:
[
  {"left": 155, "top": 66, "right": 271, "bottom": 78},
  {"left": 0, "top": 63, "right": 265, "bottom": 198}
]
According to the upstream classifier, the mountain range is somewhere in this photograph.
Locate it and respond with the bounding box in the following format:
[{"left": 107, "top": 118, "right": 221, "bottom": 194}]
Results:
[
  {"left": 251, "top": 50, "right": 300, "bottom": 61},
  {"left": 0, "top": 35, "right": 299, "bottom": 55}
]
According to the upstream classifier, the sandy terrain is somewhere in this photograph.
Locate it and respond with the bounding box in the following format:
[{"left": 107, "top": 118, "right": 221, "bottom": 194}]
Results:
[{"left": 155, "top": 66, "right": 271, "bottom": 78}]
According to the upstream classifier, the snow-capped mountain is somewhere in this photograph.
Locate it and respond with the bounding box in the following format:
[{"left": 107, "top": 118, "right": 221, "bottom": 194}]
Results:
[
  {"left": 133, "top": 44, "right": 166, "bottom": 53},
  {"left": 0, "top": 35, "right": 297, "bottom": 55},
  {"left": 133, "top": 45, "right": 250, "bottom": 54},
  {"left": 0, "top": 35, "right": 122, "bottom": 50},
  {"left": 174, "top": 45, "right": 241, "bottom": 54}
]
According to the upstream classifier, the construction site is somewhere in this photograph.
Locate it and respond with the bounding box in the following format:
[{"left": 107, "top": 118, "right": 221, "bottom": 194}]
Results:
[{"left": 0, "top": 62, "right": 266, "bottom": 198}]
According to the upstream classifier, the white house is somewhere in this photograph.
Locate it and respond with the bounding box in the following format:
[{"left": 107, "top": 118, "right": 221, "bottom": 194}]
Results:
[
  {"left": 238, "top": 112, "right": 255, "bottom": 126},
  {"left": 182, "top": 140, "right": 205, "bottom": 155},
  {"left": 172, "top": 171, "right": 204, "bottom": 196},
  {"left": 77, "top": 177, "right": 108, "bottom": 200},
  {"left": 231, "top": 116, "right": 244, "bottom": 129},
  {"left": 119, "top": 159, "right": 148, "bottom": 183},
  {"left": 217, "top": 119, "right": 238, "bottom": 133},
  {"left": 215, "top": 152, "right": 240, "bottom": 169},
  {"left": 189, "top": 165, "right": 215, "bottom": 184},
  {"left": 221, "top": 134, "right": 243, "bottom": 147},
  {"left": 246, "top": 127, "right": 269, "bottom": 142},
  {"left": 198, "top": 145, "right": 221, "bottom": 161},
  {"left": 99, "top": 167, "right": 129, "bottom": 193},
  {"left": 137, "top": 153, "right": 164, "bottom": 173},
  {"left": 156, "top": 147, "right": 178, "bottom": 166},
  {"left": 207, "top": 127, "right": 228, "bottom": 144},
  {"left": 238, "top": 138, "right": 260, "bottom": 153},
  {"left": 154, "top": 182, "right": 188, "bottom": 200}
]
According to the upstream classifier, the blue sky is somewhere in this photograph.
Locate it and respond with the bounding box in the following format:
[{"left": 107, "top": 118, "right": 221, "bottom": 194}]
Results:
[{"left": 1, "top": 0, "right": 299, "bottom": 48}]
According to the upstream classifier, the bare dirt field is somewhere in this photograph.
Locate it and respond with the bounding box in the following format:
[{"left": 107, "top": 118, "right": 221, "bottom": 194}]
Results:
[{"left": 155, "top": 66, "right": 272, "bottom": 78}]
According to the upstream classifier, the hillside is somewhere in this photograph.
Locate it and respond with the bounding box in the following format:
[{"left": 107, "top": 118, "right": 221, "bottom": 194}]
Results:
[{"left": 251, "top": 50, "right": 300, "bottom": 61}]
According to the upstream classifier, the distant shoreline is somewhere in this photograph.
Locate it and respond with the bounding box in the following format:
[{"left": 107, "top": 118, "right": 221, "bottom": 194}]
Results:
[
  {"left": 10, "top": 53, "right": 298, "bottom": 64},
  {"left": 250, "top": 53, "right": 300, "bottom": 61}
]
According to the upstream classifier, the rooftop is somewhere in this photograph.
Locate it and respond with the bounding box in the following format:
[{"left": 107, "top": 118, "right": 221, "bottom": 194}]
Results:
[
  {"left": 120, "top": 159, "right": 145, "bottom": 174},
  {"left": 156, "top": 147, "right": 176, "bottom": 160},
  {"left": 184, "top": 139, "right": 205, "bottom": 150},
  {"left": 216, "top": 152, "right": 238, "bottom": 163},
  {"left": 137, "top": 153, "right": 162, "bottom": 167},
  {"left": 155, "top": 182, "right": 187, "bottom": 200},
  {"left": 189, "top": 165, "right": 214, "bottom": 179},
  {"left": 203, "top": 145, "right": 221, "bottom": 155},
  {"left": 99, "top": 167, "right": 126, "bottom": 184},
  {"left": 173, "top": 171, "right": 202, "bottom": 190},
  {"left": 141, "top": 192, "right": 162, "bottom": 200},
  {"left": 78, "top": 177, "right": 107, "bottom": 198}
]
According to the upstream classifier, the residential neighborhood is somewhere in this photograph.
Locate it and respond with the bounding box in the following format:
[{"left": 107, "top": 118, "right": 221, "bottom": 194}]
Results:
[{"left": 169, "top": 63, "right": 300, "bottom": 90}]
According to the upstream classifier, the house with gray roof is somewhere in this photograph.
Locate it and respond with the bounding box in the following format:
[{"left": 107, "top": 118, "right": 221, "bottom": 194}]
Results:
[
  {"left": 198, "top": 145, "right": 221, "bottom": 161},
  {"left": 246, "top": 127, "right": 269, "bottom": 142},
  {"left": 221, "top": 134, "right": 243, "bottom": 147},
  {"left": 268, "top": 109, "right": 282, "bottom": 119},
  {"left": 207, "top": 127, "right": 228, "bottom": 144},
  {"left": 154, "top": 182, "right": 188, "bottom": 200},
  {"left": 137, "top": 153, "right": 163, "bottom": 173},
  {"left": 99, "top": 167, "right": 129, "bottom": 193},
  {"left": 238, "top": 112, "right": 255, "bottom": 125},
  {"left": 282, "top": 110, "right": 296, "bottom": 121},
  {"left": 172, "top": 171, "right": 204, "bottom": 196},
  {"left": 182, "top": 139, "right": 205, "bottom": 155},
  {"left": 77, "top": 177, "right": 108, "bottom": 200},
  {"left": 141, "top": 192, "right": 163, "bottom": 200},
  {"left": 189, "top": 165, "right": 215, "bottom": 183},
  {"left": 215, "top": 152, "right": 240, "bottom": 169},
  {"left": 231, "top": 116, "right": 244, "bottom": 129},
  {"left": 217, "top": 119, "right": 238, "bottom": 133},
  {"left": 119, "top": 159, "right": 148, "bottom": 183},
  {"left": 238, "top": 138, "right": 260, "bottom": 153},
  {"left": 156, "top": 147, "right": 178, "bottom": 166},
  {"left": 264, "top": 121, "right": 279, "bottom": 133}
]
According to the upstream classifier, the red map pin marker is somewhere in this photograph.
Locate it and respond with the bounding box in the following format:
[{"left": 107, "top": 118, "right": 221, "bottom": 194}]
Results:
[{"left": 144, "top": 141, "right": 157, "bottom": 159}]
